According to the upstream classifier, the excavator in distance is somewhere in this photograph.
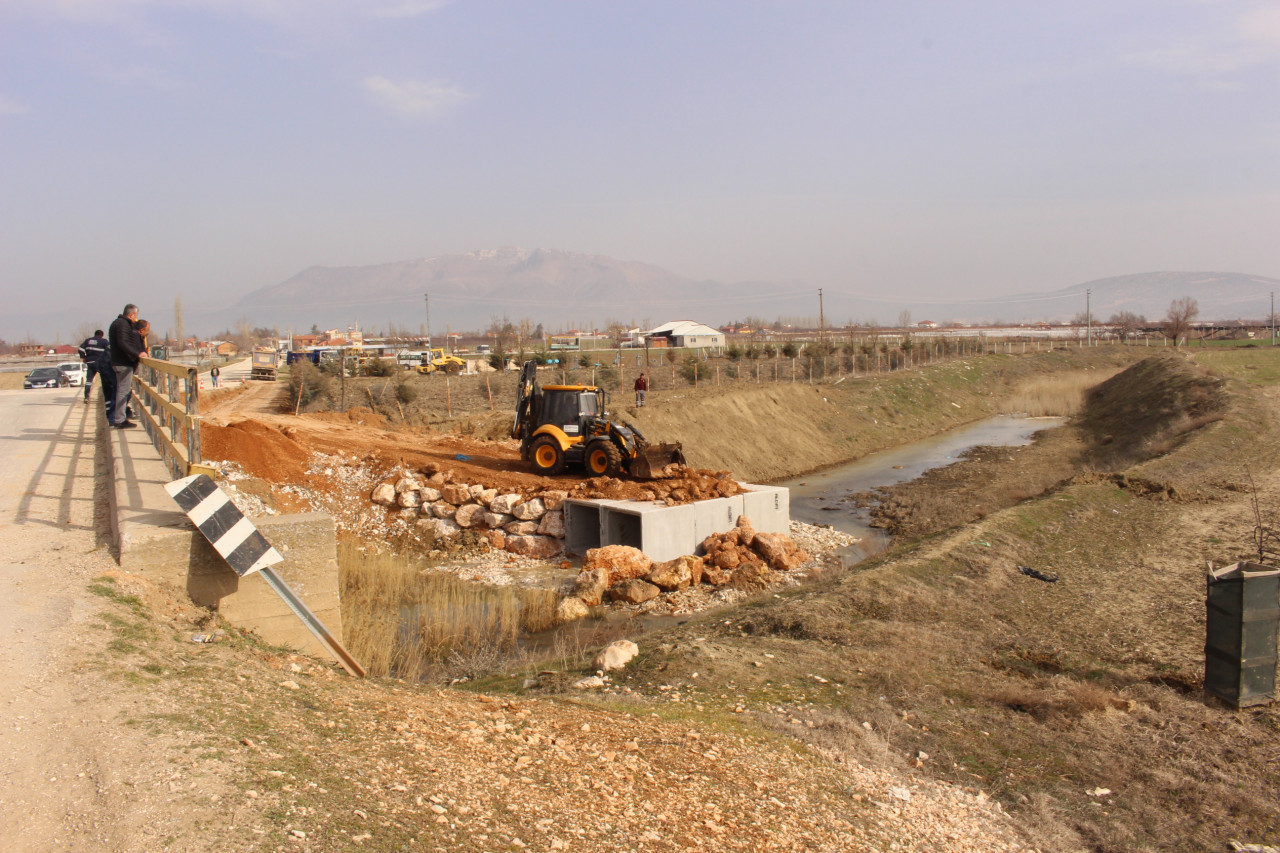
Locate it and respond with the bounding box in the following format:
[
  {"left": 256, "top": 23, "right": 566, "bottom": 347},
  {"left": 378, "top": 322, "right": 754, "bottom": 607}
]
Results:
[{"left": 512, "top": 361, "right": 685, "bottom": 479}]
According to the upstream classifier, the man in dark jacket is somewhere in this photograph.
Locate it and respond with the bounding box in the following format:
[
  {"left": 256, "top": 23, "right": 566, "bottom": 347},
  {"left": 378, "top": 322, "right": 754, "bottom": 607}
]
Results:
[
  {"left": 78, "top": 329, "right": 114, "bottom": 406},
  {"left": 107, "top": 304, "right": 144, "bottom": 428}
]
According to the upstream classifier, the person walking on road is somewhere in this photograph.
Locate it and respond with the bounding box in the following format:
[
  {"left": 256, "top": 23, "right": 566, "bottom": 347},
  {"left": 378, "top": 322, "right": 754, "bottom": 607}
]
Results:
[
  {"left": 108, "top": 304, "right": 144, "bottom": 429},
  {"left": 634, "top": 372, "right": 648, "bottom": 407},
  {"left": 77, "top": 329, "right": 112, "bottom": 405}
]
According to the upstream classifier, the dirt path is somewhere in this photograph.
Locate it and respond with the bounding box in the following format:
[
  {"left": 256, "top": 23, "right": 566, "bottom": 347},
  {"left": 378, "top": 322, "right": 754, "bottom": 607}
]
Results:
[
  {"left": 0, "top": 389, "right": 244, "bottom": 852},
  {"left": 202, "top": 379, "right": 288, "bottom": 424}
]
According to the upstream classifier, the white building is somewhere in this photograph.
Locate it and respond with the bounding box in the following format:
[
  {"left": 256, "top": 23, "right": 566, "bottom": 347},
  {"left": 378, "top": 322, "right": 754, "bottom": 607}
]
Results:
[{"left": 645, "top": 321, "right": 725, "bottom": 350}]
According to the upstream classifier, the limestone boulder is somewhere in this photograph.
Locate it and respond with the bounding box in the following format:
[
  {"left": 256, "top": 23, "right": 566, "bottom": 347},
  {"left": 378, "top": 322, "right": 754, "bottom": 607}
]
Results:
[
  {"left": 477, "top": 488, "right": 498, "bottom": 507},
  {"left": 396, "top": 489, "right": 421, "bottom": 508},
  {"left": 512, "top": 498, "right": 546, "bottom": 521},
  {"left": 584, "top": 545, "right": 652, "bottom": 583},
  {"left": 730, "top": 562, "right": 778, "bottom": 592},
  {"left": 486, "top": 529, "right": 506, "bottom": 551},
  {"left": 453, "top": 504, "right": 486, "bottom": 529},
  {"left": 394, "top": 477, "right": 419, "bottom": 493},
  {"left": 702, "top": 565, "right": 732, "bottom": 586},
  {"left": 482, "top": 511, "right": 513, "bottom": 529},
  {"left": 490, "top": 493, "right": 522, "bottom": 514},
  {"left": 573, "top": 568, "right": 610, "bottom": 607},
  {"left": 503, "top": 521, "right": 539, "bottom": 536},
  {"left": 647, "top": 556, "right": 698, "bottom": 591},
  {"left": 593, "top": 640, "right": 639, "bottom": 671},
  {"left": 555, "top": 597, "right": 590, "bottom": 623},
  {"left": 419, "top": 487, "right": 442, "bottom": 503},
  {"left": 537, "top": 509, "right": 565, "bottom": 538},
  {"left": 540, "top": 490, "right": 568, "bottom": 511},
  {"left": 429, "top": 501, "right": 457, "bottom": 519},
  {"left": 607, "top": 579, "right": 661, "bottom": 605},
  {"left": 371, "top": 483, "right": 396, "bottom": 506},
  {"left": 441, "top": 484, "right": 471, "bottom": 505},
  {"left": 505, "top": 534, "right": 560, "bottom": 559},
  {"left": 469, "top": 484, "right": 486, "bottom": 500},
  {"left": 713, "top": 549, "right": 742, "bottom": 571},
  {"left": 752, "top": 532, "right": 808, "bottom": 571}
]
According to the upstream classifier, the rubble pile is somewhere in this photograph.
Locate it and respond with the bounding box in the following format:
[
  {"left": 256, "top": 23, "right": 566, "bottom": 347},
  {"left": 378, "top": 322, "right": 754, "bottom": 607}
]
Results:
[
  {"left": 569, "top": 469, "right": 744, "bottom": 504},
  {"left": 370, "top": 463, "right": 569, "bottom": 560},
  {"left": 556, "top": 517, "right": 809, "bottom": 622}
]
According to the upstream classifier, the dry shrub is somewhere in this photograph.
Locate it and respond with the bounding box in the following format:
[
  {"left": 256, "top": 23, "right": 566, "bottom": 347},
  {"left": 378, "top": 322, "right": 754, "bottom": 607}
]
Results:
[
  {"left": 338, "top": 540, "right": 557, "bottom": 681},
  {"left": 1000, "top": 369, "right": 1120, "bottom": 417},
  {"left": 993, "top": 680, "right": 1126, "bottom": 721}
]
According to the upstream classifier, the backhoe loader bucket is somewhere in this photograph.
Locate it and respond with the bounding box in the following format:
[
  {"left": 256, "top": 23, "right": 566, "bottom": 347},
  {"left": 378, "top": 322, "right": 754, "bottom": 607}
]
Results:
[{"left": 629, "top": 442, "right": 686, "bottom": 480}]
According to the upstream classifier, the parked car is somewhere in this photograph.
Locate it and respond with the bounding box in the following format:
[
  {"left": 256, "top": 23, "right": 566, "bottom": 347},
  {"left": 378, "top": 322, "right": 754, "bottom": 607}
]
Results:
[
  {"left": 24, "top": 367, "right": 70, "bottom": 389},
  {"left": 57, "top": 362, "right": 86, "bottom": 386}
]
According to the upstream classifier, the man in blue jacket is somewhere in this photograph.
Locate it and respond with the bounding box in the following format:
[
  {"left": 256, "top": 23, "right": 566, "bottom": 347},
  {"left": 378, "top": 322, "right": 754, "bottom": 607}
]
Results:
[
  {"left": 107, "top": 304, "right": 144, "bottom": 429},
  {"left": 78, "top": 329, "right": 114, "bottom": 408}
]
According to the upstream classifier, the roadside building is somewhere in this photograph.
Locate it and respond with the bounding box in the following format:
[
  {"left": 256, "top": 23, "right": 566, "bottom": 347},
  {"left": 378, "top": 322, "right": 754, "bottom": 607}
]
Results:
[{"left": 645, "top": 321, "right": 725, "bottom": 351}]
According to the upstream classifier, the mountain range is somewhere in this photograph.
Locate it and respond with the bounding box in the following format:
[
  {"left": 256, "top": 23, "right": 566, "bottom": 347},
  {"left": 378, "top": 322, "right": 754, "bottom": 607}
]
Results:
[
  {"left": 219, "top": 249, "right": 1278, "bottom": 335},
  {"left": 7, "top": 249, "right": 1277, "bottom": 343}
]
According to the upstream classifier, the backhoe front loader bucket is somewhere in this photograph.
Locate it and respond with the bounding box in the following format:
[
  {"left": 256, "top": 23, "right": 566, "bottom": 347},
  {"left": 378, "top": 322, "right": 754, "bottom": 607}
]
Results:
[{"left": 629, "top": 442, "right": 686, "bottom": 479}]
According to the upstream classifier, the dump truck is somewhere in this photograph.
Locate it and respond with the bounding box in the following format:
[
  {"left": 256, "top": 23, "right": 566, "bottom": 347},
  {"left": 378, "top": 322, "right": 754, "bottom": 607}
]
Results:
[
  {"left": 416, "top": 348, "right": 467, "bottom": 375},
  {"left": 250, "top": 347, "right": 279, "bottom": 381},
  {"left": 512, "top": 360, "right": 684, "bottom": 479}
]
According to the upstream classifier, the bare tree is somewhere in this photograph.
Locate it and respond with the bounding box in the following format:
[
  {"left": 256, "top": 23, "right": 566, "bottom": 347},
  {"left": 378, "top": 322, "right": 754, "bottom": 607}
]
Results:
[
  {"left": 1108, "top": 310, "right": 1145, "bottom": 343},
  {"left": 1163, "top": 297, "right": 1199, "bottom": 346},
  {"left": 897, "top": 309, "right": 912, "bottom": 330},
  {"left": 173, "top": 296, "right": 185, "bottom": 353}
]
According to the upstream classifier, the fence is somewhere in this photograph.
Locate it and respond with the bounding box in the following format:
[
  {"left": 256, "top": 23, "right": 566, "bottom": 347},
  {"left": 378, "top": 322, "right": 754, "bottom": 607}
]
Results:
[{"left": 132, "top": 355, "right": 203, "bottom": 480}]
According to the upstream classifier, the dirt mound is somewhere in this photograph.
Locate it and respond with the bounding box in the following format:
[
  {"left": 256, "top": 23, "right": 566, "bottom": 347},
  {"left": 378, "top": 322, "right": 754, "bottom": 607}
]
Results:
[
  {"left": 202, "top": 420, "right": 312, "bottom": 482},
  {"left": 1078, "top": 353, "right": 1228, "bottom": 468}
]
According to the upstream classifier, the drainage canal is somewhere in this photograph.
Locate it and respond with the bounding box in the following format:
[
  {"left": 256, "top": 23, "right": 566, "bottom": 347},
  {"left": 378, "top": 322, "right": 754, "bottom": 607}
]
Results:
[{"left": 778, "top": 415, "right": 1064, "bottom": 563}]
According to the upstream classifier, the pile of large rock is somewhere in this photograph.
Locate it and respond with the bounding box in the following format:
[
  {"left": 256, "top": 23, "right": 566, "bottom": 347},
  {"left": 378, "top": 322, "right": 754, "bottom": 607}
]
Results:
[
  {"left": 370, "top": 471, "right": 566, "bottom": 559},
  {"left": 556, "top": 516, "right": 809, "bottom": 621}
]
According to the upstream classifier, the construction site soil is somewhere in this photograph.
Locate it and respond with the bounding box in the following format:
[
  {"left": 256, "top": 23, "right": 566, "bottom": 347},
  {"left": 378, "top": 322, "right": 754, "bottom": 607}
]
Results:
[{"left": 178, "top": 346, "right": 1280, "bottom": 851}]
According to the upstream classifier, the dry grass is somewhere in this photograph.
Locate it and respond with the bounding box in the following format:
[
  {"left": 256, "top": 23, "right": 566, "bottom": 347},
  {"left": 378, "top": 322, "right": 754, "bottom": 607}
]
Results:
[
  {"left": 338, "top": 540, "right": 558, "bottom": 682},
  {"left": 999, "top": 368, "right": 1122, "bottom": 417},
  {"left": 0, "top": 372, "right": 27, "bottom": 390}
]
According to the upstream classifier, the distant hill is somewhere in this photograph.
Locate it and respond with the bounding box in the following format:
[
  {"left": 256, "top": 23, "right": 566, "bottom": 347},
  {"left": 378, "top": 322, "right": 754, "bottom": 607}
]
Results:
[
  {"left": 1038, "top": 271, "right": 1277, "bottom": 323},
  {"left": 202, "top": 256, "right": 1280, "bottom": 337},
  {"left": 222, "top": 247, "right": 742, "bottom": 335}
]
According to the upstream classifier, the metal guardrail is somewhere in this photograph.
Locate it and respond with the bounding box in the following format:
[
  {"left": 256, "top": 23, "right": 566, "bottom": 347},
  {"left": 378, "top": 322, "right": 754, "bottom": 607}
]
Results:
[{"left": 133, "top": 355, "right": 203, "bottom": 480}]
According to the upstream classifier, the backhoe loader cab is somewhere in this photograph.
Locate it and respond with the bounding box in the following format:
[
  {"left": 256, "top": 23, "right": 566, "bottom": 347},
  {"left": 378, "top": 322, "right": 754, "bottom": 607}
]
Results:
[{"left": 512, "top": 361, "right": 684, "bottom": 479}]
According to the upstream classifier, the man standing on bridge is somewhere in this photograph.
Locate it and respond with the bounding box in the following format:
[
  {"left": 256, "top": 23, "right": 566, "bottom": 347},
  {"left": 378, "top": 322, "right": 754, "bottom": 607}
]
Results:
[
  {"left": 77, "top": 328, "right": 113, "bottom": 407},
  {"left": 108, "top": 304, "right": 143, "bottom": 429}
]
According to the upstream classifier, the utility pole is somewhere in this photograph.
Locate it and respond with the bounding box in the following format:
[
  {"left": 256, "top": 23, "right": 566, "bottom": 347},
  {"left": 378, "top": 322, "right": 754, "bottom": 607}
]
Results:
[
  {"left": 818, "top": 288, "right": 825, "bottom": 342},
  {"left": 1272, "top": 291, "right": 1275, "bottom": 346},
  {"left": 424, "top": 292, "right": 431, "bottom": 349},
  {"left": 1086, "top": 288, "right": 1092, "bottom": 347}
]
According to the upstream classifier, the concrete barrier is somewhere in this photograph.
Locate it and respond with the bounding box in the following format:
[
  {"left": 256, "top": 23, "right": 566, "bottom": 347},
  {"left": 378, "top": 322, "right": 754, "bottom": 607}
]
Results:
[
  {"left": 563, "top": 483, "right": 790, "bottom": 562},
  {"left": 106, "top": 417, "right": 344, "bottom": 660}
]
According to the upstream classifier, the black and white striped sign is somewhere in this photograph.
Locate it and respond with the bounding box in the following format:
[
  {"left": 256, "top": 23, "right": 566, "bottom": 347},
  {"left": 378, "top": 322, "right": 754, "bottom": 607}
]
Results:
[{"left": 164, "top": 474, "right": 283, "bottom": 577}]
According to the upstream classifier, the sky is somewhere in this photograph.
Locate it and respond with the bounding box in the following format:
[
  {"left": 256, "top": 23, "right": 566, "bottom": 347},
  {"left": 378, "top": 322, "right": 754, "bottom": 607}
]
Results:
[{"left": 2, "top": 0, "right": 1278, "bottom": 341}]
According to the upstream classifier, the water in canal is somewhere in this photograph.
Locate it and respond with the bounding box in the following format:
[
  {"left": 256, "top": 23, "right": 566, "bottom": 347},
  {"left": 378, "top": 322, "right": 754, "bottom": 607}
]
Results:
[{"left": 777, "top": 415, "right": 1064, "bottom": 562}]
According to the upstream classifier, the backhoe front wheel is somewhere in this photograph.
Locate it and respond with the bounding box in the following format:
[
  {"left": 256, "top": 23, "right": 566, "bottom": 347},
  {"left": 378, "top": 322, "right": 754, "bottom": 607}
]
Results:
[
  {"left": 530, "top": 436, "right": 567, "bottom": 476},
  {"left": 585, "top": 440, "right": 623, "bottom": 478}
]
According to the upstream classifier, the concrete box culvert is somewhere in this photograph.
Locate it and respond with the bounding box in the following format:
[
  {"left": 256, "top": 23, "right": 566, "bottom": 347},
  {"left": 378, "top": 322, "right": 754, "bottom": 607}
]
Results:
[{"left": 563, "top": 484, "right": 790, "bottom": 562}]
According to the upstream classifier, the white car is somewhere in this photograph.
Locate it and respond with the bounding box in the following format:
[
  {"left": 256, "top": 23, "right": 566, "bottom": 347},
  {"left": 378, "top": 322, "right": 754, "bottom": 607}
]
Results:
[{"left": 57, "top": 362, "right": 86, "bottom": 386}]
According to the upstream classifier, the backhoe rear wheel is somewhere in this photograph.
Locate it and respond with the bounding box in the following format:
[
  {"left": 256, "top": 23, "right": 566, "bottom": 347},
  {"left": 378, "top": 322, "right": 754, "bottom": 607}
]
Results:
[
  {"left": 530, "top": 435, "right": 567, "bottom": 476},
  {"left": 585, "top": 440, "right": 623, "bottom": 478}
]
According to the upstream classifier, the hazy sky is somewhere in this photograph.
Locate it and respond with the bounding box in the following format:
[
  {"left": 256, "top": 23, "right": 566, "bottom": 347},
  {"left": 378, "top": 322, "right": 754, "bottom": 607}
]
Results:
[{"left": 2, "top": 0, "right": 1278, "bottom": 339}]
